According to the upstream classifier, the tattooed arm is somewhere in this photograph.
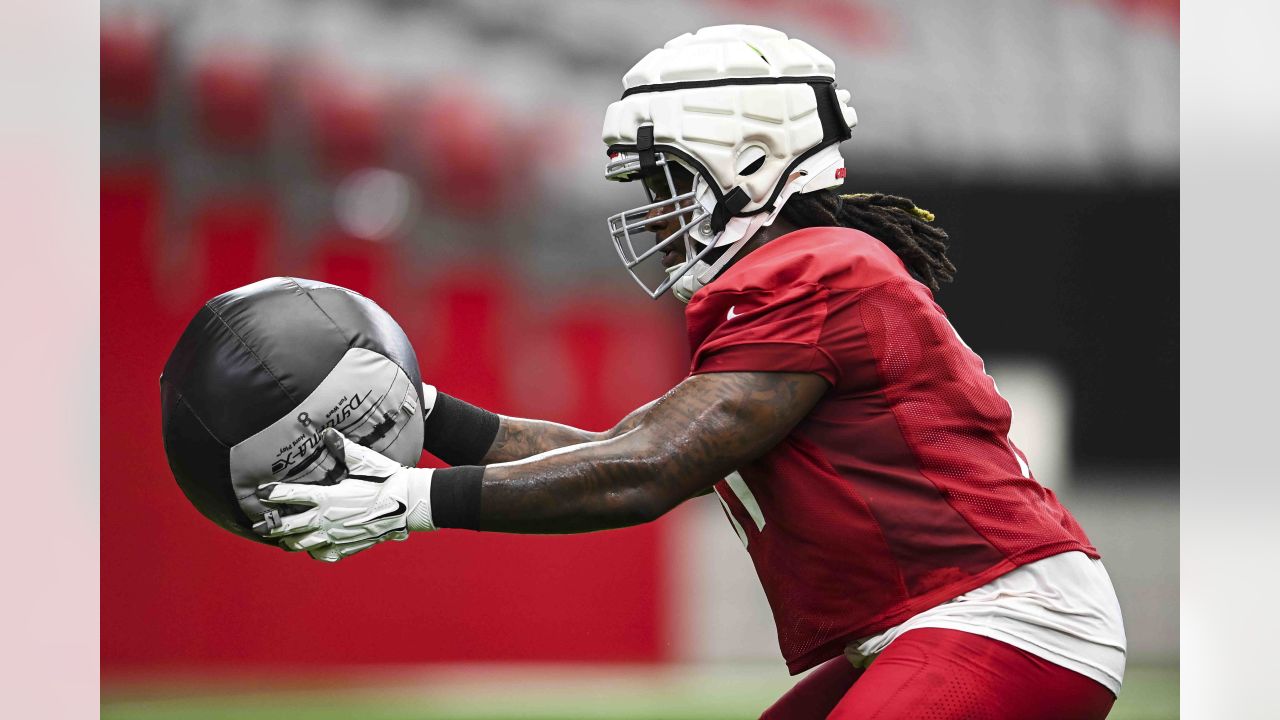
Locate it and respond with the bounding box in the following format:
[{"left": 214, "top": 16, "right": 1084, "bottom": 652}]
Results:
[
  {"left": 254, "top": 371, "right": 827, "bottom": 557},
  {"left": 476, "top": 371, "right": 828, "bottom": 534},
  {"left": 480, "top": 400, "right": 658, "bottom": 464}
]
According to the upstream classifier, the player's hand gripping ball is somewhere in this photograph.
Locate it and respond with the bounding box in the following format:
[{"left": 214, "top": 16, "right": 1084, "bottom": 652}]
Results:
[
  {"left": 255, "top": 428, "right": 436, "bottom": 562},
  {"left": 160, "top": 277, "right": 426, "bottom": 550}
]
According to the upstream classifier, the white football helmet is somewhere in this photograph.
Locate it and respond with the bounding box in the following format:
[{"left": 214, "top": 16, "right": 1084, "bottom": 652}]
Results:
[{"left": 603, "top": 25, "right": 858, "bottom": 302}]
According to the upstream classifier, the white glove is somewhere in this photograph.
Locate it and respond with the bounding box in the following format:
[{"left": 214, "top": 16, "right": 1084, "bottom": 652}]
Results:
[{"left": 255, "top": 428, "right": 436, "bottom": 562}]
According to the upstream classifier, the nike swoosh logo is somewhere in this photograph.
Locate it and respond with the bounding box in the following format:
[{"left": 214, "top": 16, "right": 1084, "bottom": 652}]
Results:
[
  {"left": 369, "top": 500, "right": 407, "bottom": 522},
  {"left": 727, "top": 305, "right": 740, "bottom": 320}
]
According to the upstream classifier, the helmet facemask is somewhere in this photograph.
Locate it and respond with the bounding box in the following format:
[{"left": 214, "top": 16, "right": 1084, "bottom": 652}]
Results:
[{"left": 606, "top": 151, "right": 718, "bottom": 300}]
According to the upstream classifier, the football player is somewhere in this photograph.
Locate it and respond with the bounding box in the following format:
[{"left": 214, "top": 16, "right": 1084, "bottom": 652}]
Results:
[{"left": 257, "top": 25, "right": 1126, "bottom": 719}]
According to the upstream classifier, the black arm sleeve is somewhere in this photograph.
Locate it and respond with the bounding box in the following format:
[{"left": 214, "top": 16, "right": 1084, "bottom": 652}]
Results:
[
  {"left": 422, "top": 392, "right": 500, "bottom": 466},
  {"left": 430, "top": 465, "right": 484, "bottom": 530}
]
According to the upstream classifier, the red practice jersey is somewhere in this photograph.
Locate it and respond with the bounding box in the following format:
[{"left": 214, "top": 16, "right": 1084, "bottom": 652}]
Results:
[{"left": 686, "top": 226, "right": 1097, "bottom": 674}]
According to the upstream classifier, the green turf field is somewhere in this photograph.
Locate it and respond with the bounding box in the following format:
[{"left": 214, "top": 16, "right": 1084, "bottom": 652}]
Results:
[{"left": 102, "top": 663, "right": 1177, "bottom": 720}]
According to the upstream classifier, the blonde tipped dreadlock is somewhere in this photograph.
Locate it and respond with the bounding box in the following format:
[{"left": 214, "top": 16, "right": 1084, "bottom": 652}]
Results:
[{"left": 780, "top": 190, "right": 955, "bottom": 290}]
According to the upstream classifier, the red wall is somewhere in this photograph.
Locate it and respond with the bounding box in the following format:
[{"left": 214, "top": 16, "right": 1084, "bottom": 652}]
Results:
[{"left": 101, "top": 166, "right": 688, "bottom": 671}]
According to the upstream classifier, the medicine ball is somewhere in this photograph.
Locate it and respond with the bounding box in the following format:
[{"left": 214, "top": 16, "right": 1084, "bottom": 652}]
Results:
[{"left": 160, "top": 277, "right": 424, "bottom": 545}]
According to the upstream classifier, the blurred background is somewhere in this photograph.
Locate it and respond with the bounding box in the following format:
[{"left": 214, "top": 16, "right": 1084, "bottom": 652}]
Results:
[{"left": 101, "top": 0, "right": 1178, "bottom": 718}]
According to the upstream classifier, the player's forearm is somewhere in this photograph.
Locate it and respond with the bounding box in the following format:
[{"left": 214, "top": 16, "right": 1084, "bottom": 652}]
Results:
[
  {"left": 482, "top": 399, "right": 658, "bottom": 464},
  {"left": 467, "top": 411, "right": 658, "bottom": 467},
  {"left": 455, "top": 380, "right": 764, "bottom": 533},
  {"left": 421, "top": 390, "right": 599, "bottom": 466},
  {"left": 428, "top": 373, "right": 822, "bottom": 535},
  {"left": 473, "top": 431, "right": 703, "bottom": 533},
  {"left": 481, "top": 417, "right": 602, "bottom": 464}
]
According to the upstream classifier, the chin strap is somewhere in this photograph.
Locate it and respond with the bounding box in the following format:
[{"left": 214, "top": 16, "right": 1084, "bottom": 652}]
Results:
[
  {"left": 671, "top": 236, "right": 751, "bottom": 303},
  {"left": 672, "top": 151, "right": 847, "bottom": 304},
  {"left": 693, "top": 233, "right": 754, "bottom": 284}
]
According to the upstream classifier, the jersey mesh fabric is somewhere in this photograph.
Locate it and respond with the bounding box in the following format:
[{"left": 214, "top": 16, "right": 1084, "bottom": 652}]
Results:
[
  {"left": 856, "top": 281, "right": 1094, "bottom": 554},
  {"left": 685, "top": 226, "right": 1097, "bottom": 674}
]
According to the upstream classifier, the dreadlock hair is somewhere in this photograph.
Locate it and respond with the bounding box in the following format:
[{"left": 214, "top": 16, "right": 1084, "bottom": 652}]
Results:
[{"left": 778, "top": 190, "right": 956, "bottom": 291}]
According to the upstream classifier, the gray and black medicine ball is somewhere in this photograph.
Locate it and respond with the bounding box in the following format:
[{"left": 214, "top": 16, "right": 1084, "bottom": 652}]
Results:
[{"left": 160, "top": 277, "right": 424, "bottom": 545}]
